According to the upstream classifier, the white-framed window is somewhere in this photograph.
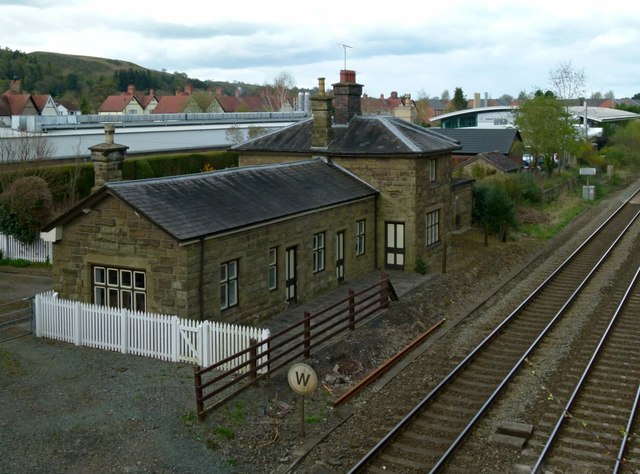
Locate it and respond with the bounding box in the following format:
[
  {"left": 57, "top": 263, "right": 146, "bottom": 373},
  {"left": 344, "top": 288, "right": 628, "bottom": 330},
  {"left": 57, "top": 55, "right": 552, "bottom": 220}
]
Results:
[
  {"left": 93, "top": 265, "right": 146, "bottom": 312},
  {"left": 268, "top": 247, "right": 277, "bottom": 291},
  {"left": 220, "top": 259, "right": 238, "bottom": 310},
  {"left": 355, "top": 220, "right": 366, "bottom": 256},
  {"left": 312, "top": 232, "right": 325, "bottom": 273},
  {"left": 426, "top": 210, "right": 440, "bottom": 246},
  {"left": 429, "top": 159, "right": 437, "bottom": 182}
]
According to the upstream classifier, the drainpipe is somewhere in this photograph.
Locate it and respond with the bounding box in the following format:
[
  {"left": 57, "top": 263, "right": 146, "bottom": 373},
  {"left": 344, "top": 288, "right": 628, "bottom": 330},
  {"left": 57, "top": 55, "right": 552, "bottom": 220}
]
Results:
[
  {"left": 199, "top": 237, "right": 205, "bottom": 321},
  {"left": 374, "top": 196, "right": 379, "bottom": 270}
]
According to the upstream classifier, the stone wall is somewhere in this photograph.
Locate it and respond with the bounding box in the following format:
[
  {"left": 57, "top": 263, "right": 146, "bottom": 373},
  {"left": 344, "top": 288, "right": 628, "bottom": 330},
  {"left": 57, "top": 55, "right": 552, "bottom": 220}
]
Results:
[
  {"left": 195, "top": 197, "right": 377, "bottom": 325},
  {"left": 53, "top": 194, "right": 377, "bottom": 325},
  {"left": 51, "top": 196, "right": 188, "bottom": 316}
]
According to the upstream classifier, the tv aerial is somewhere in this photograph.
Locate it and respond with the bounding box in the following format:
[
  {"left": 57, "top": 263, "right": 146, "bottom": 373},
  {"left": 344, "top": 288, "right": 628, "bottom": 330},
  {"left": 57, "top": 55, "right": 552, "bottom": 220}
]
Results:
[{"left": 338, "top": 43, "right": 353, "bottom": 70}]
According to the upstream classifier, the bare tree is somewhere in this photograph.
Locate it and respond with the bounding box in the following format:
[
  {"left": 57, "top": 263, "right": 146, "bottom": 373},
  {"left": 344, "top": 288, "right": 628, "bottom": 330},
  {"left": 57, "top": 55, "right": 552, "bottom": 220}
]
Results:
[
  {"left": 263, "top": 71, "right": 296, "bottom": 112},
  {"left": 549, "top": 61, "right": 586, "bottom": 100},
  {"left": 225, "top": 125, "right": 246, "bottom": 145}
]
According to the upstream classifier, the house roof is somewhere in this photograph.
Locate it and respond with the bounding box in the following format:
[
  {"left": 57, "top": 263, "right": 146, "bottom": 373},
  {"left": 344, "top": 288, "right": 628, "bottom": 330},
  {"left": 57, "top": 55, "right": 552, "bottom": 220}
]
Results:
[
  {"left": 232, "top": 115, "right": 461, "bottom": 156},
  {"left": 98, "top": 94, "right": 141, "bottom": 113},
  {"left": 43, "top": 159, "right": 379, "bottom": 244},
  {"left": 454, "top": 151, "right": 520, "bottom": 173},
  {"left": 431, "top": 128, "right": 522, "bottom": 155},
  {"left": 2, "top": 92, "right": 35, "bottom": 115},
  {"left": 151, "top": 95, "right": 198, "bottom": 114},
  {"left": 31, "top": 95, "right": 53, "bottom": 113},
  {"left": 216, "top": 96, "right": 266, "bottom": 112},
  {"left": 0, "top": 95, "right": 11, "bottom": 116}
]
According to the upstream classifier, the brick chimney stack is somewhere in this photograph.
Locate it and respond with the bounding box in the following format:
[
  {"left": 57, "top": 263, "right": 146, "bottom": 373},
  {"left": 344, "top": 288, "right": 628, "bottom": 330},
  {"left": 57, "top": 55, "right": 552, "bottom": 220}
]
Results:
[
  {"left": 9, "top": 79, "right": 21, "bottom": 94},
  {"left": 332, "top": 70, "right": 362, "bottom": 125},
  {"left": 310, "top": 77, "right": 334, "bottom": 150},
  {"left": 89, "top": 124, "right": 129, "bottom": 192}
]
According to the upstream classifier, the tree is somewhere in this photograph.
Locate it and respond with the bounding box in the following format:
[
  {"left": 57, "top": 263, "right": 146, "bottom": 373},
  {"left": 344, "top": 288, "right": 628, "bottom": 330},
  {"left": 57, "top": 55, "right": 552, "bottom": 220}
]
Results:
[
  {"left": 414, "top": 89, "right": 431, "bottom": 126},
  {"left": 263, "top": 71, "right": 295, "bottom": 112},
  {"left": 0, "top": 176, "right": 54, "bottom": 243},
  {"left": 440, "top": 89, "right": 450, "bottom": 102},
  {"left": 499, "top": 93, "right": 514, "bottom": 104},
  {"left": 549, "top": 61, "right": 585, "bottom": 101},
  {"left": 473, "top": 183, "right": 516, "bottom": 245},
  {"left": 514, "top": 93, "right": 577, "bottom": 175},
  {"left": 225, "top": 125, "right": 245, "bottom": 144},
  {"left": 452, "top": 87, "right": 468, "bottom": 111}
]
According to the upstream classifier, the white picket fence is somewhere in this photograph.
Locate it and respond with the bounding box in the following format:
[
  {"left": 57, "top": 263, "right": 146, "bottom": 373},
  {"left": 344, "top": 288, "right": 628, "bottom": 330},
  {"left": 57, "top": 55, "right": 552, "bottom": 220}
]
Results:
[
  {"left": 34, "top": 291, "right": 270, "bottom": 371},
  {"left": 0, "top": 233, "right": 52, "bottom": 263}
]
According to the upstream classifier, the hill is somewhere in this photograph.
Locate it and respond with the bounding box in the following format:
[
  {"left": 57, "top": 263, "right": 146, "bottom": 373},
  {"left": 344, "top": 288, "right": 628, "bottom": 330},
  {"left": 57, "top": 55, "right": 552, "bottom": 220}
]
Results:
[{"left": 0, "top": 46, "right": 263, "bottom": 113}]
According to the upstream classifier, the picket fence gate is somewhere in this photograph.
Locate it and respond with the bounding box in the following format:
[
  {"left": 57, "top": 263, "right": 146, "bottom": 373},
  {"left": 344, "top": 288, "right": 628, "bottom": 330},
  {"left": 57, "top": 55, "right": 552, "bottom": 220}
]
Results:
[
  {"left": 0, "top": 233, "right": 52, "bottom": 263},
  {"left": 34, "top": 292, "right": 269, "bottom": 370}
]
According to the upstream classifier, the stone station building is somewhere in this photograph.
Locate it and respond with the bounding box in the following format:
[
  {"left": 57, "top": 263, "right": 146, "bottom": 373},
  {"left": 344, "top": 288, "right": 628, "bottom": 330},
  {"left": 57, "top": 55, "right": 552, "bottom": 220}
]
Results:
[{"left": 41, "top": 70, "right": 473, "bottom": 324}]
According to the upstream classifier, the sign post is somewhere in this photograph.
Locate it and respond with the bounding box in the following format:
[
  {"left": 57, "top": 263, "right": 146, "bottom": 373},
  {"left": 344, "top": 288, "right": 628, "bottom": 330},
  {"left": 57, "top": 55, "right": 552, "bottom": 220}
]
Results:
[
  {"left": 287, "top": 363, "right": 318, "bottom": 440},
  {"left": 580, "top": 168, "right": 597, "bottom": 200}
]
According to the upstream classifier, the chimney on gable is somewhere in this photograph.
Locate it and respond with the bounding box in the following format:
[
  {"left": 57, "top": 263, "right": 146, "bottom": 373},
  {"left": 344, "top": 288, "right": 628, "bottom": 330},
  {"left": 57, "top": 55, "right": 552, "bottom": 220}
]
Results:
[
  {"left": 127, "top": 84, "right": 136, "bottom": 95},
  {"left": 9, "top": 79, "right": 21, "bottom": 94},
  {"left": 332, "top": 70, "right": 363, "bottom": 125},
  {"left": 310, "top": 77, "right": 334, "bottom": 149},
  {"left": 184, "top": 84, "right": 193, "bottom": 95},
  {"left": 89, "top": 124, "right": 129, "bottom": 192}
]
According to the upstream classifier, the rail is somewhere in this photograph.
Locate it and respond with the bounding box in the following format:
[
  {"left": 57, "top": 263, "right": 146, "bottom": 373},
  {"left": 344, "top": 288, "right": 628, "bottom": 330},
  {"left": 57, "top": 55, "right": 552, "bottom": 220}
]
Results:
[
  {"left": 349, "top": 186, "right": 640, "bottom": 473},
  {"left": 532, "top": 264, "right": 640, "bottom": 473},
  {"left": 193, "top": 273, "right": 398, "bottom": 419}
]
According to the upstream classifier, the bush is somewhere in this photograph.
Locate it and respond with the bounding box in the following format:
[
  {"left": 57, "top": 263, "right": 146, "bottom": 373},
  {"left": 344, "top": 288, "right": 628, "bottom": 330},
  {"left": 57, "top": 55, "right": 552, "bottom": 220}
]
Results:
[
  {"left": 0, "top": 176, "right": 54, "bottom": 243},
  {"left": 415, "top": 258, "right": 427, "bottom": 275},
  {"left": 518, "top": 173, "right": 542, "bottom": 204}
]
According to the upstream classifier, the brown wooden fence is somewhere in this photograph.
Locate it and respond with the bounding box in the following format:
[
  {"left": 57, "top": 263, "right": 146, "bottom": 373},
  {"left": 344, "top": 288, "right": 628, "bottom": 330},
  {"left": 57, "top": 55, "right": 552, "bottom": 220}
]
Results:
[{"left": 193, "top": 273, "right": 399, "bottom": 419}]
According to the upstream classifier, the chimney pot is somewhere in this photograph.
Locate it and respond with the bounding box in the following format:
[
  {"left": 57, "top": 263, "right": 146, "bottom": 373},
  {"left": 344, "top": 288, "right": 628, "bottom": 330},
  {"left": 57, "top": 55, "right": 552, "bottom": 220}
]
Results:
[{"left": 339, "top": 69, "right": 356, "bottom": 83}]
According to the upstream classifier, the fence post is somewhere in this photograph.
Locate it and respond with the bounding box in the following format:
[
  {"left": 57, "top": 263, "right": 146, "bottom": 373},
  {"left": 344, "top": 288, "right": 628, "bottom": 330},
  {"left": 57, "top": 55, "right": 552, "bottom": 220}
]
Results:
[
  {"left": 348, "top": 289, "right": 356, "bottom": 331},
  {"left": 193, "top": 366, "right": 205, "bottom": 421},
  {"left": 201, "top": 321, "right": 211, "bottom": 368},
  {"left": 74, "top": 301, "right": 82, "bottom": 346},
  {"left": 171, "top": 316, "right": 179, "bottom": 362},
  {"left": 249, "top": 337, "right": 257, "bottom": 384},
  {"left": 260, "top": 328, "right": 271, "bottom": 376},
  {"left": 120, "top": 309, "right": 129, "bottom": 355},
  {"left": 34, "top": 294, "right": 41, "bottom": 337},
  {"left": 303, "top": 311, "right": 311, "bottom": 358},
  {"left": 380, "top": 272, "right": 389, "bottom": 309}
]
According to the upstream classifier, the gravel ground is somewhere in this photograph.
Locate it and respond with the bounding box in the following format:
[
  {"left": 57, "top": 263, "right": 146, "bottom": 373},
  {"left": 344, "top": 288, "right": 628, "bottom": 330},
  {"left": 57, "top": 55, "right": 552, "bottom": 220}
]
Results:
[{"left": 1, "top": 180, "right": 638, "bottom": 474}]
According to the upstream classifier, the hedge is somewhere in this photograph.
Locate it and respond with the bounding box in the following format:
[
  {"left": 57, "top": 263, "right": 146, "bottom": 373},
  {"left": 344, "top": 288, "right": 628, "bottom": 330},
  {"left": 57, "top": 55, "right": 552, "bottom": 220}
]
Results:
[{"left": 0, "top": 151, "right": 239, "bottom": 206}]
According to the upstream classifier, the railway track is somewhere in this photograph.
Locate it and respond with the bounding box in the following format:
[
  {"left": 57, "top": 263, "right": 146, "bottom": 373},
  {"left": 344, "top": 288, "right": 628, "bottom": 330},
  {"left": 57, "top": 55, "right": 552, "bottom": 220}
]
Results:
[
  {"left": 527, "top": 263, "right": 640, "bottom": 473},
  {"left": 349, "top": 190, "right": 640, "bottom": 473}
]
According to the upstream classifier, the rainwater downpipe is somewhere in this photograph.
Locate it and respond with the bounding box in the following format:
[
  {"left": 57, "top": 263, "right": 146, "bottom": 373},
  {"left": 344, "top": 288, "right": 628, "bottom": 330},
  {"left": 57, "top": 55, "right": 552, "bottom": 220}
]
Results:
[{"left": 199, "top": 237, "right": 205, "bottom": 321}]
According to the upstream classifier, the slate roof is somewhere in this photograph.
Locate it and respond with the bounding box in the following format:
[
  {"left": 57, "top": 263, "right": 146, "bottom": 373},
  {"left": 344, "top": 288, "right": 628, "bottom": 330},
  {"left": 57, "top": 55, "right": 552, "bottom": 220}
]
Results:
[
  {"left": 455, "top": 151, "right": 520, "bottom": 173},
  {"left": 43, "top": 159, "right": 378, "bottom": 244},
  {"left": 232, "top": 115, "right": 461, "bottom": 156},
  {"left": 431, "top": 128, "right": 522, "bottom": 155}
]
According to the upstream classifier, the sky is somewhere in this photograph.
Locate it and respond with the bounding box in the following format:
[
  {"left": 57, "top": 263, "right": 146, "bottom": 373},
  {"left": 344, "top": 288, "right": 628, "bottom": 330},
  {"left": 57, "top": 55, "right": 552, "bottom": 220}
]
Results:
[{"left": 3, "top": 0, "right": 640, "bottom": 100}]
